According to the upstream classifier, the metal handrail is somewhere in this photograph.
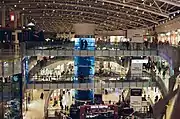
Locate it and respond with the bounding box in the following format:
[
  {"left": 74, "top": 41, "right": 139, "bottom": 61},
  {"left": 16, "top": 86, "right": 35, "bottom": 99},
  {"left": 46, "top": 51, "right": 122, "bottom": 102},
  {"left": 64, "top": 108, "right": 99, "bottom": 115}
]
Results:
[{"left": 24, "top": 41, "right": 158, "bottom": 50}]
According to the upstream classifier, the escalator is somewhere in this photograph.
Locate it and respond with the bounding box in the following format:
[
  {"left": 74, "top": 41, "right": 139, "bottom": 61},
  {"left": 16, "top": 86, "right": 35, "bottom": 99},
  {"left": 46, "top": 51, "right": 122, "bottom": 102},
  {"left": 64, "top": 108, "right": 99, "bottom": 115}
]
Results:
[
  {"left": 29, "top": 57, "right": 70, "bottom": 77},
  {"left": 144, "top": 71, "right": 167, "bottom": 97}
]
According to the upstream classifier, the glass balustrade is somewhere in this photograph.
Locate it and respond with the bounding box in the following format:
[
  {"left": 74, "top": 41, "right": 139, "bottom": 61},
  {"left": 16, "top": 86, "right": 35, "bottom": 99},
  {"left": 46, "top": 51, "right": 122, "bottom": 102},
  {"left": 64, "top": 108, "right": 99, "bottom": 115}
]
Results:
[{"left": 26, "top": 79, "right": 156, "bottom": 89}]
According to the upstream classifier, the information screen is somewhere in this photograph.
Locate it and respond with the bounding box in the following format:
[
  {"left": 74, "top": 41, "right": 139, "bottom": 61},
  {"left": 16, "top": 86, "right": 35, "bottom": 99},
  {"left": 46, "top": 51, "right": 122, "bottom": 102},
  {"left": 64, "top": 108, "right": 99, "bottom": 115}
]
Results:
[
  {"left": 74, "top": 38, "right": 95, "bottom": 50},
  {"left": 130, "top": 89, "right": 142, "bottom": 96}
]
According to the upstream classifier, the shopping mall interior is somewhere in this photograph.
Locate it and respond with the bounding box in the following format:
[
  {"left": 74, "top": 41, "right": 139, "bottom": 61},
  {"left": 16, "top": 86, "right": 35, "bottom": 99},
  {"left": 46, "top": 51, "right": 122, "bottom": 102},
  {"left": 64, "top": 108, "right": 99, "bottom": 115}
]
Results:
[{"left": 0, "top": 0, "right": 180, "bottom": 119}]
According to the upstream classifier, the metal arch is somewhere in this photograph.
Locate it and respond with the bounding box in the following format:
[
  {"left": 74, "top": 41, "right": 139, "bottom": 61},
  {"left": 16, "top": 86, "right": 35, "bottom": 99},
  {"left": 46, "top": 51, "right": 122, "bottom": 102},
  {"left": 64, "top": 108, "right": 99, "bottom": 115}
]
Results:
[
  {"left": 5, "top": 0, "right": 169, "bottom": 17},
  {"left": 36, "top": 18, "right": 122, "bottom": 31},
  {"left": 34, "top": 15, "right": 135, "bottom": 29},
  {"left": 42, "top": 18, "right": 125, "bottom": 30},
  {"left": 24, "top": 9, "right": 148, "bottom": 27},
  {"left": 37, "top": 20, "right": 118, "bottom": 32},
  {"left": 5, "top": 2, "right": 159, "bottom": 24},
  {"left": 33, "top": 16, "right": 137, "bottom": 29},
  {"left": 156, "top": 0, "right": 180, "bottom": 7},
  {"left": 130, "top": 0, "right": 169, "bottom": 14},
  {"left": 97, "top": 0, "right": 169, "bottom": 17}
]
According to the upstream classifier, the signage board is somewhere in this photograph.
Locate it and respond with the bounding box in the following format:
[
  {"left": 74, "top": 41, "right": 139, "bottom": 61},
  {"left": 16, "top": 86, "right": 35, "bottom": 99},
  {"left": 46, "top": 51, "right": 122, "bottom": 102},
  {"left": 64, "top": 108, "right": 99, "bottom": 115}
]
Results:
[
  {"left": 130, "top": 89, "right": 142, "bottom": 111},
  {"left": 127, "top": 29, "right": 145, "bottom": 43},
  {"left": 10, "top": 12, "right": 15, "bottom": 21}
]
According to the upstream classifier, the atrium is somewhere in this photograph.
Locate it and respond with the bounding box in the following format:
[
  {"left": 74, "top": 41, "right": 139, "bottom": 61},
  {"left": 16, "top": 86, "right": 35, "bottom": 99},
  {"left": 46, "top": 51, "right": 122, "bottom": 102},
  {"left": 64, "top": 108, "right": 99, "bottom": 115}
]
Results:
[{"left": 0, "top": 0, "right": 180, "bottom": 119}]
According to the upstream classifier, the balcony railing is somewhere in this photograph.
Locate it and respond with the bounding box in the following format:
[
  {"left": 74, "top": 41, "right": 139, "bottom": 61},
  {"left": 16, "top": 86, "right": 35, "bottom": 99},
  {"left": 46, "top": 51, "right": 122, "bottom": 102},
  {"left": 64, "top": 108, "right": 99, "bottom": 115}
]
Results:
[
  {"left": 26, "top": 79, "right": 156, "bottom": 89},
  {"left": 0, "top": 42, "right": 180, "bottom": 57},
  {"left": 28, "top": 73, "right": 152, "bottom": 82},
  {"left": 23, "top": 41, "right": 158, "bottom": 56}
]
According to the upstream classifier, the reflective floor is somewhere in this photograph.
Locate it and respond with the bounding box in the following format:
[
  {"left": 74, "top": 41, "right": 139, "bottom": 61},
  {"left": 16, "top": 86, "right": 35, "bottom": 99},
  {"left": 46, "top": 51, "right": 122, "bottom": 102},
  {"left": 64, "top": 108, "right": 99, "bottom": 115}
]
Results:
[
  {"left": 23, "top": 90, "right": 49, "bottom": 119},
  {"left": 47, "top": 89, "right": 129, "bottom": 117}
]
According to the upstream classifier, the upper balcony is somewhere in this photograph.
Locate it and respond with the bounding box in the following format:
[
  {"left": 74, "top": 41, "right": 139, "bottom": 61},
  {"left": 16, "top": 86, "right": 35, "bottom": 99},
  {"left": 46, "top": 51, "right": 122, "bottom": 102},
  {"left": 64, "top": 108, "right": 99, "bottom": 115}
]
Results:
[
  {"left": 0, "top": 43, "right": 20, "bottom": 60},
  {"left": 22, "top": 41, "right": 157, "bottom": 56}
]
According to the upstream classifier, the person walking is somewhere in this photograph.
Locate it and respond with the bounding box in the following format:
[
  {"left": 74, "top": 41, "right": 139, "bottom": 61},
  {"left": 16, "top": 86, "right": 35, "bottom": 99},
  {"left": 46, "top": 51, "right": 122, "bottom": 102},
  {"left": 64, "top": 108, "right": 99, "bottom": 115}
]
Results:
[
  {"left": 84, "top": 40, "right": 88, "bottom": 49},
  {"left": 158, "top": 66, "right": 161, "bottom": 74},
  {"left": 80, "top": 39, "right": 84, "bottom": 49},
  {"left": 40, "top": 92, "right": 44, "bottom": 99},
  {"left": 163, "top": 70, "right": 166, "bottom": 78},
  {"left": 28, "top": 96, "right": 30, "bottom": 104}
]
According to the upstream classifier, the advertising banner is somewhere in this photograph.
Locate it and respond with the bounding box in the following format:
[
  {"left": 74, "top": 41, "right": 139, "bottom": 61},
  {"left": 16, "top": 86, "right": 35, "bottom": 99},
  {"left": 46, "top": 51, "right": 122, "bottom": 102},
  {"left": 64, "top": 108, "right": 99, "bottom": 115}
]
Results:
[
  {"left": 130, "top": 89, "right": 142, "bottom": 111},
  {"left": 74, "top": 38, "right": 95, "bottom": 102},
  {"left": 131, "top": 61, "right": 143, "bottom": 75},
  {"left": 127, "top": 29, "right": 145, "bottom": 43}
]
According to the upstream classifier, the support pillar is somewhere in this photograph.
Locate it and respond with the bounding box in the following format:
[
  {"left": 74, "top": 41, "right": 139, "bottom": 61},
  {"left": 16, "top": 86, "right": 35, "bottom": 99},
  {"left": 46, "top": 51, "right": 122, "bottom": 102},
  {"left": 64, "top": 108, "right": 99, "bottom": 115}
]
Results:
[
  {"left": 25, "top": 16, "right": 28, "bottom": 26},
  {"left": 1, "top": 62, "right": 4, "bottom": 118},
  {"left": 1, "top": 8, "right": 6, "bottom": 27},
  {"left": 14, "top": 11, "right": 20, "bottom": 29},
  {"left": 73, "top": 23, "right": 96, "bottom": 104},
  {"left": 21, "top": 14, "right": 24, "bottom": 27}
]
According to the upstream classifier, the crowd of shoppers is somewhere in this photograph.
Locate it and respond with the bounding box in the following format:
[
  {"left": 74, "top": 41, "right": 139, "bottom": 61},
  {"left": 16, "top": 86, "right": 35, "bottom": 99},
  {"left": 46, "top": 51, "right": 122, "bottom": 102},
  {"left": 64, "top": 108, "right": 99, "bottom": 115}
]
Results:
[{"left": 143, "top": 56, "right": 169, "bottom": 78}]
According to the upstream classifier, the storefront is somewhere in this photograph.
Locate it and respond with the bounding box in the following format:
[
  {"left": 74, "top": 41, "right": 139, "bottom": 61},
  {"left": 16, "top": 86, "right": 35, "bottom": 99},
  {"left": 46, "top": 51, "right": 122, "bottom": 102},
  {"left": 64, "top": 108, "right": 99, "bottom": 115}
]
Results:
[
  {"left": 95, "top": 36, "right": 127, "bottom": 43},
  {"left": 158, "top": 29, "right": 180, "bottom": 46}
]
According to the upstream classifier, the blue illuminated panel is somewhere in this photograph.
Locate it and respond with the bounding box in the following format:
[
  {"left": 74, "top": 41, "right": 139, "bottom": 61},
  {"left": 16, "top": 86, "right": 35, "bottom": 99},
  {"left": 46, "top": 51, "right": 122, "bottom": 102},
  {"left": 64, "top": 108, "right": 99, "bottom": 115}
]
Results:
[
  {"left": 74, "top": 38, "right": 95, "bottom": 102},
  {"left": 23, "top": 57, "right": 29, "bottom": 83}
]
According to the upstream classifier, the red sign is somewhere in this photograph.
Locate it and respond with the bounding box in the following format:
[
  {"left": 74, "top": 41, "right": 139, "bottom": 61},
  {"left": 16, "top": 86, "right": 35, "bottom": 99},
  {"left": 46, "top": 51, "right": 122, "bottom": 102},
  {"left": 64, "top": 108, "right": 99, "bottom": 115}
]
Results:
[
  {"left": 10, "top": 12, "right": 15, "bottom": 21},
  {"left": 80, "top": 105, "right": 118, "bottom": 119}
]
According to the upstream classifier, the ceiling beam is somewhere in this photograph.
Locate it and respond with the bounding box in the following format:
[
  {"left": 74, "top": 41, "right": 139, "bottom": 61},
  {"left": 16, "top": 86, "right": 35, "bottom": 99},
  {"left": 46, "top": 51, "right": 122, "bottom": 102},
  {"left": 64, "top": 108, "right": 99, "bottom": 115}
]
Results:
[
  {"left": 24, "top": 9, "right": 148, "bottom": 27},
  {"left": 34, "top": 15, "right": 136, "bottom": 29},
  {"left": 5, "top": 2, "right": 159, "bottom": 24},
  {"left": 97, "top": 0, "right": 169, "bottom": 17},
  {"left": 168, "top": 10, "right": 180, "bottom": 15},
  {"left": 156, "top": 0, "right": 180, "bottom": 7}
]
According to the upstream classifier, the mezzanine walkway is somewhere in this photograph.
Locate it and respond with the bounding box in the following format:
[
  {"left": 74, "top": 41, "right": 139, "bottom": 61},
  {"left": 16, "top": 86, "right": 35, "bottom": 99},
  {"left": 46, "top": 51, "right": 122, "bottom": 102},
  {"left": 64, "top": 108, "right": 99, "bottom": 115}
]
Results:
[
  {"left": 23, "top": 42, "right": 157, "bottom": 56},
  {"left": 26, "top": 79, "right": 156, "bottom": 89}
]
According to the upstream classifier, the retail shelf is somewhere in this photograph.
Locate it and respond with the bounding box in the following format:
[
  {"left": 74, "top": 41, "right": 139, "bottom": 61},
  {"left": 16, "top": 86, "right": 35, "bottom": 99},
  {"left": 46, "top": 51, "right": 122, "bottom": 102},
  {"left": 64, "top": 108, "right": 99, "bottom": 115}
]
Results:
[{"left": 26, "top": 80, "right": 156, "bottom": 89}]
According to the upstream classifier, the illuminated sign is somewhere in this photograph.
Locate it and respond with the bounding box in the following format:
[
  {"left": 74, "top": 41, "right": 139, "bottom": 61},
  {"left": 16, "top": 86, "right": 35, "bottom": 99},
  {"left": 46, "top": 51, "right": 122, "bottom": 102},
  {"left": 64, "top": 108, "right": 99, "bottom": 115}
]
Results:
[
  {"left": 132, "top": 59, "right": 148, "bottom": 64},
  {"left": 10, "top": 12, "right": 15, "bottom": 21},
  {"left": 90, "top": 105, "right": 108, "bottom": 109}
]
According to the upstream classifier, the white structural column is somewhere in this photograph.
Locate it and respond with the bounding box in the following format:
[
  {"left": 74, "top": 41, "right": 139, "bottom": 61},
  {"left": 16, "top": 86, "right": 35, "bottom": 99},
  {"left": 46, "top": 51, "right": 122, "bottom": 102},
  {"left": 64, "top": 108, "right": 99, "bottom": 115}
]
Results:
[
  {"left": 25, "top": 16, "right": 28, "bottom": 26},
  {"left": 14, "top": 11, "right": 20, "bottom": 28},
  {"left": 21, "top": 13, "right": 24, "bottom": 27},
  {"left": 1, "top": 8, "right": 6, "bottom": 27},
  {"left": 73, "top": 23, "right": 96, "bottom": 35}
]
